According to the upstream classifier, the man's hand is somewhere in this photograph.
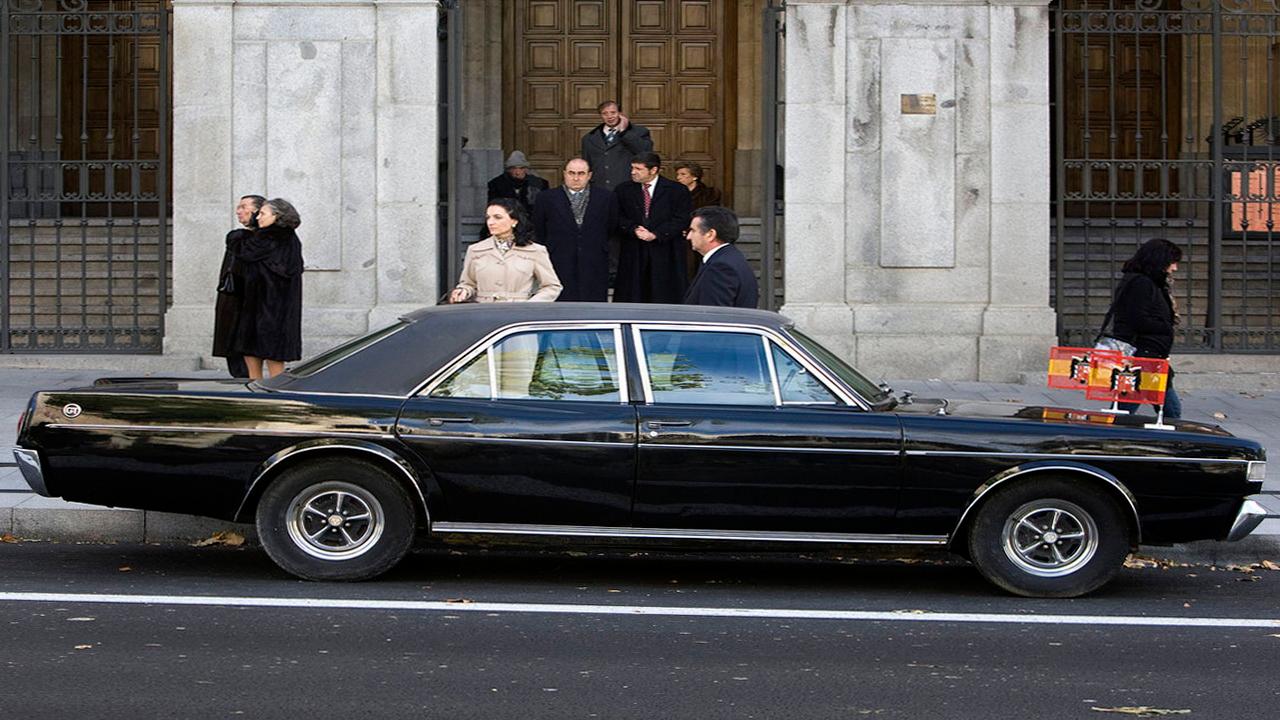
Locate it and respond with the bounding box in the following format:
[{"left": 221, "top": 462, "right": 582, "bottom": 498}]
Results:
[
  {"left": 634, "top": 226, "right": 656, "bottom": 242},
  {"left": 616, "top": 114, "right": 630, "bottom": 132}
]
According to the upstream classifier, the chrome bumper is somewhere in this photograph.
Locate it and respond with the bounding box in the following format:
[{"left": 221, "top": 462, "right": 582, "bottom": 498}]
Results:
[
  {"left": 13, "top": 448, "right": 50, "bottom": 497},
  {"left": 1226, "top": 497, "right": 1270, "bottom": 542}
]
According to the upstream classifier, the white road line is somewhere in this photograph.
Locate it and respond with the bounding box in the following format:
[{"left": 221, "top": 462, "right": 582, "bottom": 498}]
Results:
[{"left": 0, "top": 591, "right": 1278, "bottom": 628}]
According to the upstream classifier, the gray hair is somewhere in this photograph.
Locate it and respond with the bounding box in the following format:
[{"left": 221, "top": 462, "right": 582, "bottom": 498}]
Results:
[{"left": 265, "top": 198, "right": 301, "bottom": 229}]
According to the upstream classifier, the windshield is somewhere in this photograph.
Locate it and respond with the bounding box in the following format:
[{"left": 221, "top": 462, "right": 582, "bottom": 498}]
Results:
[
  {"left": 259, "top": 320, "right": 409, "bottom": 387},
  {"left": 788, "top": 329, "right": 893, "bottom": 407}
]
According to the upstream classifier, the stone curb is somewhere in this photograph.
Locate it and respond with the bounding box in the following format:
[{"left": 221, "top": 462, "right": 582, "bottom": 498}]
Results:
[{"left": 3, "top": 502, "right": 1277, "bottom": 568}]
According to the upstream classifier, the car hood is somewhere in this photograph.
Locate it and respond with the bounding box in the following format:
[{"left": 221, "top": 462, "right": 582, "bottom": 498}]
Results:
[{"left": 893, "top": 397, "right": 1234, "bottom": 437}]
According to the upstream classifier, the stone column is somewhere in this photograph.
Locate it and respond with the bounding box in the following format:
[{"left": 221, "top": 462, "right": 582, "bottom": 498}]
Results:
[
  {"left": 979, "top": 0, "right": 1058, "bottom": 381},
  {"left": 779, "top": 2, "right": 855, "bottom": 361},
  {"left": 369, "top": 0, "right": 441, "bottom": 329},
  {"left": 164, "top": 0, "right": 234, "bottom": 358}
]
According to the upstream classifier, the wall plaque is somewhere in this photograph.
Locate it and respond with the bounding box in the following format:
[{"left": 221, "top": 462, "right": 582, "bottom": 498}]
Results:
[{"left": 901, "top": 94, "right": 937, "bottom": 115}]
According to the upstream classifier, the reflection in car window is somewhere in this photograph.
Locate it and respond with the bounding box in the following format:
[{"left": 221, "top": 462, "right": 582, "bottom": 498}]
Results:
[
  {"left": 494, "top": 330, "right": 621, "bottom": 402},
  {"left": 771, "top": 343, "right": 839, "bottom": 404},
  {"left": 430, "top": 351, "right": 491, "bottom": 398},
  {"left": 641, "top": 330, "right": 773, "bottom": 406},
  {"left": 788, "top": 329, "right": 889, "bottom": 405}
]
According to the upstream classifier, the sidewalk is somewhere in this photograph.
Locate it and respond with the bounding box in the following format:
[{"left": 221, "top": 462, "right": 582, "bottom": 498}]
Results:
[{"left": 0, "top": 366, "right": 1276, "bottom": 565}]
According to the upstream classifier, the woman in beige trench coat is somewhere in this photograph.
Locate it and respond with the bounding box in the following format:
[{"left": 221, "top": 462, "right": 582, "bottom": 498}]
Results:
[{"left": 450, "top": 198, "right": 562, "bottom": 303}]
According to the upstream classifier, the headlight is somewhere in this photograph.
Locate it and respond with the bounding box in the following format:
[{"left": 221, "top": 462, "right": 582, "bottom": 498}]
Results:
[{"left": 1247, "top": 461, "right": 1266, "bottom": 482}]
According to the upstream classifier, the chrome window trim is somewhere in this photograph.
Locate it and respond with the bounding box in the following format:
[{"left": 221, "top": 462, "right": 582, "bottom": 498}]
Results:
[
  {"left": 46, "top": 423, "right": 394, "bottom": 439},
  {"left": 261, "top": 390, "right": 408, "bottom": 400},
  {"left": 762, "top": 335, "right": 782, "bottom": 406},
  {"left": 429, "top": 521, "right": 948, "bottom": 546},
  {"left": 417, "top": 322, "right": 630, "bottom": 405},
  {"left": 907, "top": 450, "right": 1253, "bottom": 464},
  {"left": 630, "top": 322, "right": 864, "bottom": 409},
  {"left": 951, "top": 464, "right": 1142, "bottom": 545}
]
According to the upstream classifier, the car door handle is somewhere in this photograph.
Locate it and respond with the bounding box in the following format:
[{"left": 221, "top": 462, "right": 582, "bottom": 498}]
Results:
[
  {"left": 647, "top": 420, "right": 692, "bottom": 430},
  {"left": 427, "top": 417, "right": 475, "bottom": 426}
]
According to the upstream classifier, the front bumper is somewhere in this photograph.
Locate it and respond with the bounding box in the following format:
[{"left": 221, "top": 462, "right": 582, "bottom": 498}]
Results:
[
  {"left": 1226, "top": 496, "right": 1271, "bottom": 542},
  {"left": 13, "top": 448, "right": 50, "bottom": 497}
]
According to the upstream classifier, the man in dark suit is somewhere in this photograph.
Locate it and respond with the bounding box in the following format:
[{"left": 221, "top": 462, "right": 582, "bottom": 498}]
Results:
[
  {"left": 581, "top": 101, "right": 653, "bottom": 192},
  {"left": 683, "top": 205, "right": 759, "bottom": 308},
  {"left": 613, "top": 152, "right": 693, "bottom": 304},
  {"left": 533, "top": 158, "right": 617, "bottom": 302}
]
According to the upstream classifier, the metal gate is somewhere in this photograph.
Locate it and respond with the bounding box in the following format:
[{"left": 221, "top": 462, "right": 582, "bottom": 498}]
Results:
[
  {"left": 2, "top": 0, "right": 169, "bottom": 352},
  {"left": 1052, "top": 0, "right": 1280, "bottom": 352}
]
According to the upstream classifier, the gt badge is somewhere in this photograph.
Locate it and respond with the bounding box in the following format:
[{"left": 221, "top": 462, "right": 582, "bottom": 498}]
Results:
[{"left": 62, "top": 403, "right": 82, "bottom": 419}]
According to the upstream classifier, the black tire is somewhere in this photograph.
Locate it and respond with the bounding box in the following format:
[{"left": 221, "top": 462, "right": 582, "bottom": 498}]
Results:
[
  {"left": 255, "top": 457, "right": 417, "bottom": 581},
  {"left": 966, "top": 477, "right": 1131, "bottom": 598}
]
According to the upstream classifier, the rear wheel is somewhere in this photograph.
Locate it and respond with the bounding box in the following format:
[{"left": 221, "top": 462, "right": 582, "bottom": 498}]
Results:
[
  {"left": 256, "top": 458, "right": 416, "bottom": 581},
  {"left": 967, "top": 477, "right": 1130, "bottom": 597}
]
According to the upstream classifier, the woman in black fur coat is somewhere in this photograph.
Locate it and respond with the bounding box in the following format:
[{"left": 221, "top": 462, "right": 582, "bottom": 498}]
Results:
[{"left": 234, "top": 198, "right": 304, "bottom": 379}]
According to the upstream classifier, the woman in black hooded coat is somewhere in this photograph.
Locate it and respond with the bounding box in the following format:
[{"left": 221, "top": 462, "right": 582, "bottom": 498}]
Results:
[
  {"left": 234, "top": 198, "right": 304, "bottom": 379},
  {"left": 1109, "top": 237, "right": 1183, "bottom": 418}
]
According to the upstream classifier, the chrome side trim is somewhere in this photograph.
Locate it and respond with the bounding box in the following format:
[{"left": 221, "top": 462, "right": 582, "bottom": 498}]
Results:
[
  {"left": 46, "top": 423, "right": 394, "bottom": 439},
  {"left": 235, "top": 440, "right": 429, "bottom": 524},
  {"left": 402, "top": 435, "right": 633, "bottom": 449},
  {"left": 951, "top": 463, "right": 1142, "bottom": 546},
  {"left": 13, "top": 448, "right": 49, "bottom": 497},
  {"left": 264, "top": 390, "right": 409, "bottom": 400},
  {"left": 430, "top": 522, "right": 948, "bottom": 545},
  {"left": 907, "top": 450, "right": 1252, "bottom": 465},
  {"left": 1226, "top": 498, "right": 1269, "bottom": 542},
  {"left": 641, "top": 442, "right": 899, "bottom": 456}
]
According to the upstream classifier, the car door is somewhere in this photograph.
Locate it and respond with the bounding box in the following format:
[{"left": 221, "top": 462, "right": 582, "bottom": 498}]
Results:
[
  {"left": 396, "top": 324, "right": 637, "bottom": 527},
  {"left": 630, "top": 325, "right": 903, "bottom": 534}
]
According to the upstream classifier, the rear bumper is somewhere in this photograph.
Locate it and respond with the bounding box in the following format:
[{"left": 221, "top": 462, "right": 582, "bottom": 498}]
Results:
[
  {"left": 13, "top": 448, "right": 50, "bottom": 497},
  {"left": 1226, "top": 497, "right": 1270, "bottom": 542}
]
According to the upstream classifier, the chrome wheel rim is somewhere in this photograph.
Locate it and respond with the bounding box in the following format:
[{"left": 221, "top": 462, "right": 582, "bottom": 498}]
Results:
[
  {"left": 1001, "top": 499, "right": 1099, "bottom": 578},
  {"left": 286, "top": 481, "right": 385, "bottom": 561}
]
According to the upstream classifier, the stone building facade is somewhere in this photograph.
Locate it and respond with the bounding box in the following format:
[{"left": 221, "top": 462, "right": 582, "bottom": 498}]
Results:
[{"left": 161, "top": 0, "right": 1057, "bottom": 380}]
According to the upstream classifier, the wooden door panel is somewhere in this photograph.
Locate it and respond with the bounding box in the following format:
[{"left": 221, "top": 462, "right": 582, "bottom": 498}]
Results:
[{"left": 508, "top": 0, "right": 727, "bottom": 193}]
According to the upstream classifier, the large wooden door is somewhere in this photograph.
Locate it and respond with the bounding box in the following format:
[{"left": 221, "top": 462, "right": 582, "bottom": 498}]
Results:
[{"left": 506, "top": 0, "right": 732, "bottom": 200}]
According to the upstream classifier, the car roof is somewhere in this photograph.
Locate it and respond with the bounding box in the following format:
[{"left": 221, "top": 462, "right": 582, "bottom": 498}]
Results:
[{"left": 265, "top": 303, "right": 794, "bottom": 397}]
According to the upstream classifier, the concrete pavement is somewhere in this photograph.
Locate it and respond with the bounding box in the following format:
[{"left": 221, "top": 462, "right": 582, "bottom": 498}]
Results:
[{"left": 0, "top": 365, "right": 1276, "bottom": 566}]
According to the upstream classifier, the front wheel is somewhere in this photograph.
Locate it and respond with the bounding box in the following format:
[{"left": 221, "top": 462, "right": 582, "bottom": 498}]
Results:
[
  {"left": 256, "top": 458, "right": 417, "bottom": 581},
  {"left": 967, "top": 477, "right": 1131, "bottom": 598}
]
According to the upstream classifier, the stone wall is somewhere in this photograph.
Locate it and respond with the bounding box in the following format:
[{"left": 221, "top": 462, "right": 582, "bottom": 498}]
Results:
[
  {"left": 781, "top": 0, "right": 1057, "bottom": 382},
  {"left": 166, "top": 0, "right": 440, "bottom": 360}
]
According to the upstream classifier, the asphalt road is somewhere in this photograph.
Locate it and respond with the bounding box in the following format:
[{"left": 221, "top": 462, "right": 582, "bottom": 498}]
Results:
[{"left": 1, "top": 542, "right": 1278, "bottom": 719}]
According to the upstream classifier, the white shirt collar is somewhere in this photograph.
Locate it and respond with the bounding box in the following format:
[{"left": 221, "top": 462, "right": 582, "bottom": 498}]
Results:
[
  {"left": 702, "top": 243, "right": 727, "bottom": 263},
  {"left": 644, "top": 177, "right": 659, "bottom": 194}
]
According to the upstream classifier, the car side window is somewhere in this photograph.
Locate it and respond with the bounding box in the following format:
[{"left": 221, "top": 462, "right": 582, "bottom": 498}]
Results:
[
  {"left": 771, "top": 342, "right": 840, "bottom": 404},
  {"left": 430, "top": 351, "right": 491, "bottom": 398},
  {"left": 640, "top": 330, "right": 774, "bottom": 406},
  {"left": 494, "top": 330, "right": 621, "bottom": 402}
]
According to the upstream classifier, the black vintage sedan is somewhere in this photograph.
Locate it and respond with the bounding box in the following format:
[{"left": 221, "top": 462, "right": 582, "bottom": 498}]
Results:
[{"left": 13, "top": 304, "right": 1269, "bottom": 597}]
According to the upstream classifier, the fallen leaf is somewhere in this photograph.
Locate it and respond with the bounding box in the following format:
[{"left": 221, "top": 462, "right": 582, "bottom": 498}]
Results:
[
  {"left": 1091, "top": 707, "right": 1191, "bottom": 717},
  {"left": 118, "top": 566, "right": 132, "bottom": 572},
  {"left": 0, "top": 533, "right": 17, "bottom": 544},
  {"left": 1124, "top": 556, "right": 1159, "bottom": 569},
  {"left": 1226, "top": 564, "right": 1257, "bottom": 574},
  {"left": 73, "top": 644, "right": 93, "bottom": 650},
  {"left": 1261, "top": 561, "right": 1280, "bottom": 571},
  {"left": 1212, "top": 411, "right": 1228, "bottom": 420},
  {"left": 191, "top": 531, "right": 245, "bottom": 548},
  {"left": 1268, "top": 634, "right": 1280, "bottom": 639}
]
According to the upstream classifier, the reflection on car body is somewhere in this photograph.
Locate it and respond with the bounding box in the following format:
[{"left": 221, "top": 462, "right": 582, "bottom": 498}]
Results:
[{"left": 14, "top": 303, "right": 1269, "bottom": 597}]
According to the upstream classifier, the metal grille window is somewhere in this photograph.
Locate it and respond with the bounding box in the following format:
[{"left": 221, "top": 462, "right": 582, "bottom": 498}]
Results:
[
  {"left": 2, "top": 0, "right": 170, "bottom": 352},
  {"left": 1052, "top": 0, "right": 1279, "bottom": 352}
]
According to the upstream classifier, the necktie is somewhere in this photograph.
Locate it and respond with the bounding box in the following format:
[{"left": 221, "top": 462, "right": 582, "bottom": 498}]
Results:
[
  {"left": 605, "top": 129, "right": 616, "bottom": 144},
  {"left": 642, "top": 183, "right": 652, "bottom": 219}
]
